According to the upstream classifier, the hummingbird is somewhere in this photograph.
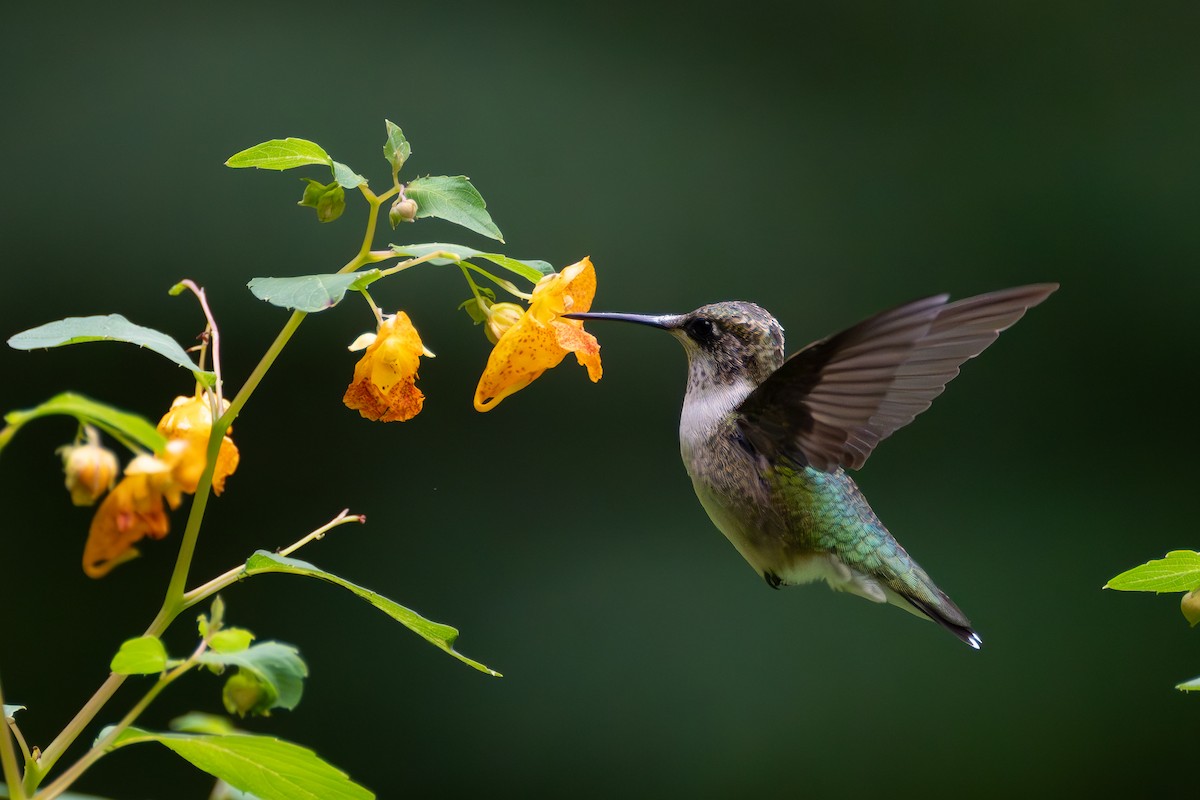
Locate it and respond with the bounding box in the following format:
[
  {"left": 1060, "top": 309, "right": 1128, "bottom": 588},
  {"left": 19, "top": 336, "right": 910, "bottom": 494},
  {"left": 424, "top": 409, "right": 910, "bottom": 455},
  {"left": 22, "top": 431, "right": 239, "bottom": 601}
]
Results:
[{"left": 567, "top": 284, "right": 1057, "bottom": 648}]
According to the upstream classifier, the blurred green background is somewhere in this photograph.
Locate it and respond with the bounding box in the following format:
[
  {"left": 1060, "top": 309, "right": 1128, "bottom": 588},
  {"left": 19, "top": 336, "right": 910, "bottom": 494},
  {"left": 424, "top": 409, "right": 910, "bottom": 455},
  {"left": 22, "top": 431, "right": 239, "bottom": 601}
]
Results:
[{"left": 3, "top": 2, "right": 1197, "bottom": 797}]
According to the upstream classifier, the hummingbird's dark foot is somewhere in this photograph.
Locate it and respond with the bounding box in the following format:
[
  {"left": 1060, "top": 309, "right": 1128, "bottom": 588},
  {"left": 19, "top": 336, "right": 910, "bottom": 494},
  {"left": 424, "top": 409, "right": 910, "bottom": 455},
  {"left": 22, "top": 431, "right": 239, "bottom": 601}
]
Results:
[{"left": 763, "top": 570, "right": 783, "bottom": 589}]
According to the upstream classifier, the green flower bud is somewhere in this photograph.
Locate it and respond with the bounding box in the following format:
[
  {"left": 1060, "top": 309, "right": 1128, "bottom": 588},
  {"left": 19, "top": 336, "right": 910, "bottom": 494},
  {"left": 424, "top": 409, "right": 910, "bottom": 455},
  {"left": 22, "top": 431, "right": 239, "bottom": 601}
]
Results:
[
  {"left": 389, "top": 196, "right": 418, "bottom": 228},
  {"left": 1182, "top": 588, "right": 1200, "bottom": 627},
  {"left": 222, "top": 670, "right": 278, "bottom": 717},
  {"left": 298, "top": 179, "right": 346, "bottom": 223}
]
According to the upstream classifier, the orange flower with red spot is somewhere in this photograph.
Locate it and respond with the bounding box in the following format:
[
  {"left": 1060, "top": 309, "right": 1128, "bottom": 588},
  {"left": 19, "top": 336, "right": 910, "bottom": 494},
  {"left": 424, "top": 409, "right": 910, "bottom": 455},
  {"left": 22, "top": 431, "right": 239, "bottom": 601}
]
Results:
[
  {"left": 343, "top": 311, "right": 427, "bottom": 422},
  {"left": 83, "top": 455, "right": 173, "bottom": 578},
  {"left": 82, "top": 392, "right": 240, "bottom": 578},
  {"left": 474, "top": 257, "right": 602, "bottom": 411}
]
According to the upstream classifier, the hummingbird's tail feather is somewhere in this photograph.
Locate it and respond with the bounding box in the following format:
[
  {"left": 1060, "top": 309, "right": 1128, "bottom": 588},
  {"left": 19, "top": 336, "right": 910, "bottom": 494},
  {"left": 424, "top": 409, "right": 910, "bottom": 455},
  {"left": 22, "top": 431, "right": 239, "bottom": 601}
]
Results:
[{"left": 902, "top": 594, "right": 982, "bottom": 650}]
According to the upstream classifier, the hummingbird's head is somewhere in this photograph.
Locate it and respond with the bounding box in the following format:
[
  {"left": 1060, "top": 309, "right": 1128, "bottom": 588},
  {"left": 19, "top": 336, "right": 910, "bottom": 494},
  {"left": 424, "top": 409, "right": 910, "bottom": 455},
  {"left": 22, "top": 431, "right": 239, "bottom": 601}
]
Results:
[{"left": 566, "top": 301, "right": 785, "bottom": 389}]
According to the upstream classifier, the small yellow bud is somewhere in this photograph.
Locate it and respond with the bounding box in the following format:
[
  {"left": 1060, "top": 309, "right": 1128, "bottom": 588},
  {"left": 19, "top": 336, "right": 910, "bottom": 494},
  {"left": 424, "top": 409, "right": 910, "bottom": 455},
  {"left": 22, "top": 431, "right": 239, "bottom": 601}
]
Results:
[
  {"left": 59, "top": 427, "right": 119, "bottom": 506},
  {"left": 485, "top": 302, "right": 525, "bottom": 345},
  {"left": 1182, "top": 588, "right": 1200, "bottom": 627}
]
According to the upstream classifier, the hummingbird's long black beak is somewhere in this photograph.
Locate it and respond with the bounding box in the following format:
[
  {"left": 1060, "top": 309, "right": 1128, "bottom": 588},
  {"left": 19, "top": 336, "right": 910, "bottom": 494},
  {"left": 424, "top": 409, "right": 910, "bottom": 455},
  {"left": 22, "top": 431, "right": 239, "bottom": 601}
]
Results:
[{"left": 563, "top": 311, "right": 682, "bottom": 329}]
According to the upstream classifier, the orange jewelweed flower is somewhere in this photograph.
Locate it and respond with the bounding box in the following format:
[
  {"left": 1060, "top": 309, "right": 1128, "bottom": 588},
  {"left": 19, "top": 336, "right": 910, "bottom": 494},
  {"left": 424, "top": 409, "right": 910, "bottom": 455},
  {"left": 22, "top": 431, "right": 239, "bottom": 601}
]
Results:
[
  {"left": 157, "top": 393, "right": 240, "bottom": 495},
  {"left": 474, "top": 257, "right": 602, "bottom": 412},
  {"left": 343, "top": 311, "right": 427, "bottom": 422},
  {"left": 83, "top": 457, "right": 172, "bottom": 578}
]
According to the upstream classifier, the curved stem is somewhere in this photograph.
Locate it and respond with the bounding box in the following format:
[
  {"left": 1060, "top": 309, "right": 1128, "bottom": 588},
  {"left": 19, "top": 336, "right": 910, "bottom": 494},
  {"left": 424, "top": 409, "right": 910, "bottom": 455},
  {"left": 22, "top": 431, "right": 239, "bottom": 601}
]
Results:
[{"left": 180, "top": 510, "right": 364, "bottom": 611}]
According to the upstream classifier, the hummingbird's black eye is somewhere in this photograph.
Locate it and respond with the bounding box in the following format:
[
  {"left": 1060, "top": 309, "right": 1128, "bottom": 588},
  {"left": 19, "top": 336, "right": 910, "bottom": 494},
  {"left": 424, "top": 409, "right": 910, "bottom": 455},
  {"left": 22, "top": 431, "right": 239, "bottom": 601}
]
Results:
[{"left": 685, "top": 317, "right": 719, "bottom": 345}]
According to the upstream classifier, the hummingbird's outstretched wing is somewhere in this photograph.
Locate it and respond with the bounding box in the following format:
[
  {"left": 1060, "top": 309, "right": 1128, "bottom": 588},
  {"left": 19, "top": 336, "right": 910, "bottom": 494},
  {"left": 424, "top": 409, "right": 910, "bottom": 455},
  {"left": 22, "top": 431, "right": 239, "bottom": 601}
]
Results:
[{"left": 736, "top": 284, "right": 1057, "bottom": 472}]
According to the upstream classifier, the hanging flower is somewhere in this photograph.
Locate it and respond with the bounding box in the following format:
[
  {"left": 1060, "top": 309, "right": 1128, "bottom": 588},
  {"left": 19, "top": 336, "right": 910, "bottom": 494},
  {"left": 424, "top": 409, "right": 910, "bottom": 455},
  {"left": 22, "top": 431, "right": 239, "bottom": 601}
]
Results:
[
  {"left": 157, "top": 394, "right": 240, "bottom": 495},
  {"left": 82, "top": 455, "right": 173, "bottom": 578},
  {"left": 474, "top": 257, "right": 602, "bottom": 412},
  {"left": 83, "top": 393, "right": 240, "bottom": 578},
  {"left": 343, "top": 311, "right": 427, "bottom": 422},
  {"left": 59, "top": 426, "right": 119, "bottom": 506}
]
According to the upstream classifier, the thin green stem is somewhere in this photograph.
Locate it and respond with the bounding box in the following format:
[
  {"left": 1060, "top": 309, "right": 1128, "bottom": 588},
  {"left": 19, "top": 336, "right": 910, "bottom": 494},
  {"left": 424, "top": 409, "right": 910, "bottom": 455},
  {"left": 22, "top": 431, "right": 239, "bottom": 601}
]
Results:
[
  {"left": 460, "top": 262, "right": 533, "bottom": 300},
  {"left": 35, "top": 645, "right": 203, "bottom": 800},
  {"left": 1, "top": 676, "right": 27, "bottom": 800},
  {"left": 179, "top": 509, "right": 363, "bottom": 611}
]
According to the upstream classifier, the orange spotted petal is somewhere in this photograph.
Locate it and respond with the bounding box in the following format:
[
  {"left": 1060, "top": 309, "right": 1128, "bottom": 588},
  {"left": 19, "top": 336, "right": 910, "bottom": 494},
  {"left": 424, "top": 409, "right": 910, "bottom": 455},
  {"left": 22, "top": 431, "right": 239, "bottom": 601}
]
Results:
[{"left": 343, "top": 311, "right": 426, "bottom": 422}]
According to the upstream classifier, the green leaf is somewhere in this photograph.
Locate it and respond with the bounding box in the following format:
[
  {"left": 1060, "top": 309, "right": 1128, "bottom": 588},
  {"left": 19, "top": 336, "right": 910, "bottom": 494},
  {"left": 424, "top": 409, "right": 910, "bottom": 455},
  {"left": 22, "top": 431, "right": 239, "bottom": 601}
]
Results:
[
  {"left": 391, "top": 242, "right": 552, "bottom": 282},
  {"left": 111, "top": 636, "right": 168, "bottom": 675},
  {"left": 1, "top": 392, "right": 165, "bottom": 454},
  {"left": 382, "top": 120, "right": 411, "bottom": 175},
  {"left": 298, "top": 179, "right": 346, "bottom": 223},
  {"left": 170, "top": 712, "right": 239, "bottom": 735},
  {"left": 243, "top": 551, "right": 500, "bottom": 677},
  {"left": 1177, "top": 676, "right": 1200, "bottom": 692},
  {"left": 1105, "top": 551, "right": 1200, "bottom": 593},
  {"left": 331, "top": 161, "right": 367, "bottom": 189},
  {"left": 8, "top": 314, "right": 216, "bottom": 389},
  {"left": 225, "top": 138, "right": 333, "bottom": 171},
  {"left": 108, "top": 728, "right": 374, "bottom": 800},
  {"left": 247, "top": 271, "right": 381, "bottom": 313},
  {"left": 209, "top": 627, "right": 255, "bottom": 654},
  {"left": 198, "top": 642, "right": 307, "bottom": 713},
  {"left": 2, "top": 704, "right": 24, "bottom": 719},
  {"left": 404, "top": 176, "right": 504, "bottom": 242}
]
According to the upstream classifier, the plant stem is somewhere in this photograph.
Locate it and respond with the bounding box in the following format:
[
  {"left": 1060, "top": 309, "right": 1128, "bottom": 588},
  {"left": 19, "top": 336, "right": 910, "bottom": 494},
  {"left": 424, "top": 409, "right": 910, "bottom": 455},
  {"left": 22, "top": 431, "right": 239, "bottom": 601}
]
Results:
[
  {"left": 1, "top": 676, "right": 27, "bottom": 800},
  {"left": 26, "top": 164, "right": 395, "bottom": 797},
  {"left": 179, "top": 510, "right": 364, "bottom": 611},
  {"left": 35, "top": 647, "right": 202, "bottom": 800}
]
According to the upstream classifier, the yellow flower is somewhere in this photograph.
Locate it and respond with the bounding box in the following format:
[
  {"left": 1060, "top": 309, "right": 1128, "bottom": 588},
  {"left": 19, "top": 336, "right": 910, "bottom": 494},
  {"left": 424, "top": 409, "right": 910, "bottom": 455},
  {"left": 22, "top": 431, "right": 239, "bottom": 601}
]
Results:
[
  {"left": 474, "top": 257, "right": 602, "bottom": 412},
  {"left": 83, "top": 465, "right": 171, "bottom": 578},
  {"left": 343, "top": 311, "right": 427, "bottom": 422},
  {"left": 157, "top": 394, "right": 240, "bottom": 495}
]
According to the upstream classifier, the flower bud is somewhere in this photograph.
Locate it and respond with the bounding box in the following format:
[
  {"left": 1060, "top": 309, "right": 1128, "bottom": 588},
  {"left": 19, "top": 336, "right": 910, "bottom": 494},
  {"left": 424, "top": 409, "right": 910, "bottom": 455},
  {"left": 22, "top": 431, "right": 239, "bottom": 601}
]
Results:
[
  {"left": 222, "top": 670, "right": 278, "bottom": 718},
  {"left": 297, "top": 179, "right": 345, "bottom": 223},
  {"left": 1182, "top": 588, "right": 1200, "bottom": 627},
  {"left": 59, "top": 428, "right": 119, "bottom": 506},
  {"left": 485, "top": 302, "right": 525, "bottom": 345},
  {"left": 389, "top": 196, "right": 418, "bottom": 228}
]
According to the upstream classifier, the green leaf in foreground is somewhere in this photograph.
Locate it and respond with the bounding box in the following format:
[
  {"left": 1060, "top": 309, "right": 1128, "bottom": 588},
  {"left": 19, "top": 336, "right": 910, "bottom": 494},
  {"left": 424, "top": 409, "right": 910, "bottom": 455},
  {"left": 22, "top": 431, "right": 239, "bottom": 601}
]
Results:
[
  {"left": 110, "top": 636, "right": 168, "bottom": 675},
  {"left": 1, "top": 392, "right": 165, "bottom": 454},
  {"left": 404, "top": 175, "right": 504, "bottom": 242},
  {"left": 391, "top": 242, "right": 552, "bottom": 282},
  {"left": 8, "top": 314, "right": 216, "bottom": 388},
  {"left": 109, "top": 728, "right": 373, "bottom": 800},
  {"left": 170, "top": 712, "right": 239, "bottom": 735},
  {"left": 1177, "top": 676, "right": 1200, "bottom": 692},
  {"left": 225, "top": 138, "right": 333, "bottom": 171},
  {"left": 383, "top": 120, "right": 411, "bottom": 175},
  {"left": 1105, "top": 550, "right": 1200, "bottom": 593},
  {"left": 247, "top": 271, "right": 381, "bottom": 313},
  {"left": 243, "top": 551, "right": 501, "bottom": 676}
]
